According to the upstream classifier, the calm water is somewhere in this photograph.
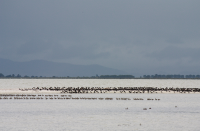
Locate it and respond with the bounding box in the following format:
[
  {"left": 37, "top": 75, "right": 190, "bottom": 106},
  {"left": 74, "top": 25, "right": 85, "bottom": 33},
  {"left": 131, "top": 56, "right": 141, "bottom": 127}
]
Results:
[{"left": 0, "top": 79, "right": 200, "bottom": 131}]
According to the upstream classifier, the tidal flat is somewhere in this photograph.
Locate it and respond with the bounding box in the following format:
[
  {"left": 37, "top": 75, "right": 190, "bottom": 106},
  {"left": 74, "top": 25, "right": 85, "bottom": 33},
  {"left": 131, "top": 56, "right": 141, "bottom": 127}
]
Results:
[{"left": 0, "top": 79, "right": 200, "bottom": 131}]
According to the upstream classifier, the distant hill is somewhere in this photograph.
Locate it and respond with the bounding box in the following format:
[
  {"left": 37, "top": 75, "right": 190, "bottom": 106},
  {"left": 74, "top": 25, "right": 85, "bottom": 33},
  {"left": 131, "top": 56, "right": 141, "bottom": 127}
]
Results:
[{"left": 0, "top": 58, "right": 127, "bottom": 77}]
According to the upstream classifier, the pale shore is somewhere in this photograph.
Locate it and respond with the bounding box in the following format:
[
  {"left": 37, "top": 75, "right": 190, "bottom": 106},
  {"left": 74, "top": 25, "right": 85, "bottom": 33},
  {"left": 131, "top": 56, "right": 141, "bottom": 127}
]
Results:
[{"left": 0, "top": 89, "right": 61, "bottom": 94}]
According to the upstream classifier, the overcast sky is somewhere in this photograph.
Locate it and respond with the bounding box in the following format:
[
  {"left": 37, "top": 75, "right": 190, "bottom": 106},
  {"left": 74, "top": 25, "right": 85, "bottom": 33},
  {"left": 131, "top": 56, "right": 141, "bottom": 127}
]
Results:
[{"left": 0, "top": 0, "right": 200, "bottom": 76}]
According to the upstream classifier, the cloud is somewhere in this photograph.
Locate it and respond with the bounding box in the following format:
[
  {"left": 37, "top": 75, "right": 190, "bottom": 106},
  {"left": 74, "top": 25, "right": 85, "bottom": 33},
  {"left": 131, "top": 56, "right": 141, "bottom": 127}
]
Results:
[
  {"left": 166, "top": 37, "right": 183, "bottom": 44},
  {"left": 47, "top": 43, "right": 110, "bottom": 60},
  {"left": 145, "top": 45, "right": 200, "bottom": 74},
  {"left": 17, "top": 39, "right": 51, "bottom": 55},
  {"left": 148, "top": 46, "right": 200, "bottom": 60}
]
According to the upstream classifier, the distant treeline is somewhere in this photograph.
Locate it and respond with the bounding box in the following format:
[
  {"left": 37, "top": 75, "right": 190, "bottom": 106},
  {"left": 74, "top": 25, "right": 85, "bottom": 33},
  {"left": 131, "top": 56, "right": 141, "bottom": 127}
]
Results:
[
  {"left": 0, "top": 73, "right": 200, "bottom": 79},
  {"left": 99, "top": 75, "right": 135, "bottom": 79},
  {"left": 143, "top": 74, "right": 200, "bottom": 79},
  {"left": 0, "top": 73, "right": 135, "bottom": 79}
]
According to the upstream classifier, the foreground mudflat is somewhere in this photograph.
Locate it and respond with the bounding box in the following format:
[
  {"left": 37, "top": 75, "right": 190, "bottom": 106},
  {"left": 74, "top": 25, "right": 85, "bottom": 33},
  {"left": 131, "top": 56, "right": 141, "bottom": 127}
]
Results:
[
  {"left": 0, "top": 93, "right": 200, "bottom": 131},
  {"left": 0, "top": 79, "right": 200, "bottom": 131}
]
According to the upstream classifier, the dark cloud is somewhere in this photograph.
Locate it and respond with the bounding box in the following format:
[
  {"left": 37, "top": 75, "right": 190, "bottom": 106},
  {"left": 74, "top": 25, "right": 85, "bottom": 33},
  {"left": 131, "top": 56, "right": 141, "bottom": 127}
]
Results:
[
  {"left": 17, "top": 39, "right": 51, "bottom": 55},
  {"left": 1, "top": 0, "right": 200, "bottom": 75},
  {"left": 148, "top": 46, "right": 200, "bottom": 61},
  {"left": 166, "top": 37, "right": 183, "bottom": 44},
  {"left": 48, "top": 43, "right": 110, "bottom": 60}
]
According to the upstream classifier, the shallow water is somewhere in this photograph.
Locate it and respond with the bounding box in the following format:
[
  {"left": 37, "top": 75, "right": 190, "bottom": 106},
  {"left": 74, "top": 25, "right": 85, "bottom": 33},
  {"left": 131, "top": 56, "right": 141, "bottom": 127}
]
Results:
[{"left": 0, "top": 79, "right": 200, "bottom": 131}]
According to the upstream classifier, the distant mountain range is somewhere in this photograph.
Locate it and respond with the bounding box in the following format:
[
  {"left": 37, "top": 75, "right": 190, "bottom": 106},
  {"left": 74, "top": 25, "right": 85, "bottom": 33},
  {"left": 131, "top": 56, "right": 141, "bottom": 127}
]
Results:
[{"left": 0, "top": 58, "right": 127, "bottom": 77}]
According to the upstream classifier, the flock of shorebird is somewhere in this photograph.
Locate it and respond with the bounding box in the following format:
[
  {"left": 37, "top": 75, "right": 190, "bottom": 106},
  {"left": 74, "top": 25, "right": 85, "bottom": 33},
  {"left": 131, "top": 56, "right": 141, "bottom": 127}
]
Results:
[
  {"left": 0, "top": 86, "right": 192, "bottom": 111},
  {"left": 0, "top": 94, "right": 160, "bottom": 101},
  {"left": 1, "top": 86, "right": 195, "bottom": 99},
  {"left": 0, "top": 94, "right": 161, "bottom": 111},
  {"left": 18, "top": 86, "right": 200, "bottom": 94}
]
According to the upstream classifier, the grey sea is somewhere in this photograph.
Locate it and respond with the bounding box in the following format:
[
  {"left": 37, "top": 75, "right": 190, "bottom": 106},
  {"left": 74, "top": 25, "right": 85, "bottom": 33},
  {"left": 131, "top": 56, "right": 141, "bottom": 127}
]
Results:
[{"left": 0, "top": 79, "right": 200, "bottom": 131}]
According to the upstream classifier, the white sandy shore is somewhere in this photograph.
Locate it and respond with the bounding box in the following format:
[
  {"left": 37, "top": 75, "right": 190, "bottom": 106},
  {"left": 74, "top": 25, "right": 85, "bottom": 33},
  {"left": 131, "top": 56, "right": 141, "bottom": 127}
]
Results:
[
  {"left": 0, "top": 89, "right": 199, "bottom": 94},
  {"left": 0, "top": 89, "right": 61, "bottom": 94}
]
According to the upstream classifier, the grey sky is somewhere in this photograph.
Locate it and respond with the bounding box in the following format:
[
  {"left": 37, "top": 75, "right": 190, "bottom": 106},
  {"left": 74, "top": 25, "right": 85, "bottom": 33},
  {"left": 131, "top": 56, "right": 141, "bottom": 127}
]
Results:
[{"left": 1, "top": 0, "right": 200, "bottom": 75}]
